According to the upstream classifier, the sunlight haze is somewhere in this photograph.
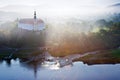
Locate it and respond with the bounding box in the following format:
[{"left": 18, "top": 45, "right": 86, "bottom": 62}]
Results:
[{"left": 0, "top": 0, "right": 119, "bottom": 17}]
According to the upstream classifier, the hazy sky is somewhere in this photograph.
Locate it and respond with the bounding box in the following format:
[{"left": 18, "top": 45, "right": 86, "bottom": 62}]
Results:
[
  {"left": 0, "top": 0, "right": 119, "bottom": 6},
  {"left": 0, "top": 0, "right": 119, "bottom": 16}
]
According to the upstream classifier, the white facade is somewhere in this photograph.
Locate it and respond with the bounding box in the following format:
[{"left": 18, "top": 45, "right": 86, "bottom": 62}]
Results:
[{"left": 18, "top": 20, "right": 45, "bottom": 31}]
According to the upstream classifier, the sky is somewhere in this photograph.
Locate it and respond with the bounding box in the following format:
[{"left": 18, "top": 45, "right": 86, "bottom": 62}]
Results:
[
  {"left": 0, "top": 0, "right": 120, "bottom": 17},
  {"left": 0, "top": 0, "right": 119, "bottom": 6}
]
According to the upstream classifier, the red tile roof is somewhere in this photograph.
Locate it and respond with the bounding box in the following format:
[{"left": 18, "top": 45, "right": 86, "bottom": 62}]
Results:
[{"left": 19, "top": 18, "right": 44, "bottom": 25}]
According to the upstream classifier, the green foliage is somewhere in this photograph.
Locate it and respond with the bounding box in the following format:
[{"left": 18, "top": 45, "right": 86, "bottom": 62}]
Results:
[
  {"left": 0, "top": 13, "right": 120, "bottom": 57},
  {"left": 111, "top": 49, "right": 120, "bottom": 58}
]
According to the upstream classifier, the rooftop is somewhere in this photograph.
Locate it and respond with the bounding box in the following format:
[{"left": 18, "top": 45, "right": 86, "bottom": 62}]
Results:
[{"left": 19, "top": 18, "right": 44, "bottom": 25}]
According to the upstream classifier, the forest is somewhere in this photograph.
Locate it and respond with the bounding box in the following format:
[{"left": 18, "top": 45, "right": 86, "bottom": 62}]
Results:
[{"left": 0, "top": 14, "right": 119, "bottom": 56}]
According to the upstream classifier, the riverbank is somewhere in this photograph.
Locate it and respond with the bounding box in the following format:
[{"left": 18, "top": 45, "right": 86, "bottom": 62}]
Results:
[
  {"left": 0, "top": 47, "right": 120, "bottom": 66},
  {"left": 74, "top": 48, "right": 120, "bottom": 65}
]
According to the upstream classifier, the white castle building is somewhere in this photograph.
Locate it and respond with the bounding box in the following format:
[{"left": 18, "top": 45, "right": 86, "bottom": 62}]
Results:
[{"left": 18, "top": 11, "right": 45, "bottom": 31}]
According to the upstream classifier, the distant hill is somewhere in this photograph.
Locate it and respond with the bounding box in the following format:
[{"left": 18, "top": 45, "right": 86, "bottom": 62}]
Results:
[
  {"left": 107, "top": 3, "right": 120, "bottom": 14},
  {"left": 110, "top": 3, "right": 120, "bottom": 7}
]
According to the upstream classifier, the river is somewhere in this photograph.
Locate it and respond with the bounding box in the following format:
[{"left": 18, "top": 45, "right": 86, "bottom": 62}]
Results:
[{"left": 0, "top": 58, "right": 120, "bottom": 80}]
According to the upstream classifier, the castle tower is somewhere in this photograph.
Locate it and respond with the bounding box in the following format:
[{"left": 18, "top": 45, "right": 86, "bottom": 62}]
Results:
[
  {"left": 34, "top": 11, "right": 37, "bottom": 19},
  {"left": 34, "top": 11, "right": 37, "bottom": 31}
]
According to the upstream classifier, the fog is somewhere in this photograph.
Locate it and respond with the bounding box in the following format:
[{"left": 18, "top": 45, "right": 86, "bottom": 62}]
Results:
[{"left": 0, "top": 0, "right": 119, "bottom": 17}]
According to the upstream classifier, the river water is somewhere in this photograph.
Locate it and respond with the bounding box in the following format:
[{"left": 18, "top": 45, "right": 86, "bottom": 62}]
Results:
[{"left": 0, "top": 59, "right": 120, "bottom": 80}]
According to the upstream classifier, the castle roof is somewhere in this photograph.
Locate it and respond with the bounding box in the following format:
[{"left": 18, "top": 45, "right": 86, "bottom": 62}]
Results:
[{"left": 19, "top": 18, "right": 44, "bottom": 25}]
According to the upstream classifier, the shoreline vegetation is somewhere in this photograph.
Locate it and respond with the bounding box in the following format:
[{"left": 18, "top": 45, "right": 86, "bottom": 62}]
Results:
[{"left": 0, "top": 48, "right": 120, "bottom": 66}]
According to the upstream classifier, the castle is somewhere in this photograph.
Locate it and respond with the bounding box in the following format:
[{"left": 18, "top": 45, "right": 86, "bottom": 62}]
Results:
[{"left": 18, "top": 11, "right": 45, "bottom": 31}]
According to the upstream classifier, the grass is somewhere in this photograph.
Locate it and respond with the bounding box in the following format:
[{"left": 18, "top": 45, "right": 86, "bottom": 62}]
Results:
[
  {"left": 111, "top": 49, "right": 120, "bottom": 58},
  {"left": 74, "top": 49, "right": 120, "bottom": 65},
  {"left": 80, "top": 49, "right": 120, "bottom": 60}
]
